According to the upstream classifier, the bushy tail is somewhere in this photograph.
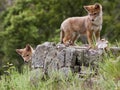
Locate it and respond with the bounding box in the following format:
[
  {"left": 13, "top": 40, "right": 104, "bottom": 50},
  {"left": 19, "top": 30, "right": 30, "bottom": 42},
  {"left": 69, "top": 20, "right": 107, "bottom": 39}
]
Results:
[{"left": 60, "top": 28, "right": 64, "bottom": 44}]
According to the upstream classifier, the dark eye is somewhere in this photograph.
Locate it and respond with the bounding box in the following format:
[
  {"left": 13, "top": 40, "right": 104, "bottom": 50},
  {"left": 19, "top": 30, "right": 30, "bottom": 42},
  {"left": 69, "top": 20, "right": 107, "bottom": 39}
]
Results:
[
  {"left": 26, "top": 55, "right": 29, "bottom": 56},
  {"left": 94, "top": 13, "right": 97, "bottom": 15}
]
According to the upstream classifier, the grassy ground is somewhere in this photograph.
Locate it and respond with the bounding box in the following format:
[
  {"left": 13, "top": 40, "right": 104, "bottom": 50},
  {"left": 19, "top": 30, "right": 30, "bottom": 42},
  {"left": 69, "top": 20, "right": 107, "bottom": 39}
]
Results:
[{"left": 0, "top": 53, "right": 120, "bottom": 90}]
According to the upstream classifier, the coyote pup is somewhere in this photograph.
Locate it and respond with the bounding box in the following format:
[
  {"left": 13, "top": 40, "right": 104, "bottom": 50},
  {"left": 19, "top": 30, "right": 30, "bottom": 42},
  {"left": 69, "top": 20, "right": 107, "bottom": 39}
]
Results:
[
  {"left": 16, "top": 44, "right": 34, "bottom": 63},
  {"left": 60, "top": 3, "right": 103, "bottom": 46}
]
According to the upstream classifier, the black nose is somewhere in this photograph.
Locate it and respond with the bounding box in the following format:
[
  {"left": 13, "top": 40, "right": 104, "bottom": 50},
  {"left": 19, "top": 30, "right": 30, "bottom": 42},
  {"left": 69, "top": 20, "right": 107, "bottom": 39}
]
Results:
[
  {"left": 92, "top": 19, "right": 94, "bottom": 21},
  {"left": 24, "top": 61, "right": 28, "bottom": 63}
]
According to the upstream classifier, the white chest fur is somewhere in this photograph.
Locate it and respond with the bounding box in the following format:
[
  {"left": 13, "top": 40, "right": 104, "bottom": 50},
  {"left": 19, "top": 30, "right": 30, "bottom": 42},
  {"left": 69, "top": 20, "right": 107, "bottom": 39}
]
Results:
[
  {"left": 91, "top": 14, "right": 102, "bottom": 32},
  {"left": 91, "top": 25, "right": 102, "bottom": 32}
]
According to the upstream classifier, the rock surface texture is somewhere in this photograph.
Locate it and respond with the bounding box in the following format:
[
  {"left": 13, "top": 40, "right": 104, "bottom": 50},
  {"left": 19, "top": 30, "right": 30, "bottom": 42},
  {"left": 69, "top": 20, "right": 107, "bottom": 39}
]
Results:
[{"left": 31, "top": 42, "right": 104, "bottom": 76}]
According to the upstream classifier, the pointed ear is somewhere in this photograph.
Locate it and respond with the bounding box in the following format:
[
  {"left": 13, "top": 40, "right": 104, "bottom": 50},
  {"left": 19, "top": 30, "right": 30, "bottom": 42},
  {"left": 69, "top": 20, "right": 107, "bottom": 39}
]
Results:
[
  {"left": 16, "top": 49, "right": 23, "bottom": 55},
  {"left": 26, "top": 44, "right": 32, "bottom": 51},
  {"left": 84, "top": 6, "right": 90, "bottom": 12},
  {"left": 95, "top": 3, "right": 100, "bottom": 9}
]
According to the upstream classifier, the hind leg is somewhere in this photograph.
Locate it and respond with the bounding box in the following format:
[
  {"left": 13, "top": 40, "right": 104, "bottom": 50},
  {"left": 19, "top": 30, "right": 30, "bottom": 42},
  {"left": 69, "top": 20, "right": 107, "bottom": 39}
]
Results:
[
  {"left": 63, "top": 31, "right": 72, "bottom": 46},
  {"left": 70, "top": 32, "right": 78, "bottom": 45},
  {"left": 63, "top": 36, "right": 71, "bottom": 46}
]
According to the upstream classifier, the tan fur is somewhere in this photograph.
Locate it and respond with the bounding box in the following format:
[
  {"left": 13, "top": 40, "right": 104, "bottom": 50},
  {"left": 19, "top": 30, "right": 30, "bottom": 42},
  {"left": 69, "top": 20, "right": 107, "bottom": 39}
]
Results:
[
  {"left": 16, "top": 44, "right": 34, "bottom": 63},
  {"left": 60, "top": 3, "right": 103, "bottom": 46}
]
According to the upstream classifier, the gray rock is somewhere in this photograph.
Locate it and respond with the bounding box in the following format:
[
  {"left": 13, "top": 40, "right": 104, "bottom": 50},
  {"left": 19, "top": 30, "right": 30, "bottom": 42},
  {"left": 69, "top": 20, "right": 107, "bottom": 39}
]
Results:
[
  {"left": 47, "top": 58, "right": 59, "bottom": 77},
  {"left": 84, "top": 49, "right": 102, "bottom": 66},
  {"left": 65, "top": 47, "right": 76, "bottom": 67},
  {"left": 32, "top": 45, "right": 47, "bottom": 69},
  {"left": 44, "top": 46, "right": 58, "bottom": 74},
  {"left": 57, "top": 49, "right": 66, "bottom": 68},
  {"left": 75, "top": 49, "right": 84, "bottom": 65},
  {"left": 31, "top": 42, "right": 104, "bottom": 77},
  {"left": 56, "top": 43, "right": 66, "bottom": 51},
  {"left": 31, "top": 42, "right": 56, "bottom": 69}
]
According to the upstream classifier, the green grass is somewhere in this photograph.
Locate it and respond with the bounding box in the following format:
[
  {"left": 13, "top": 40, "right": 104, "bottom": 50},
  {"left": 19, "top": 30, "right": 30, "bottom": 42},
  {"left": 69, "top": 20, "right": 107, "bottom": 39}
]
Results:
[{"left": 0, "top": 55, "right": 120, "bottom": 90}]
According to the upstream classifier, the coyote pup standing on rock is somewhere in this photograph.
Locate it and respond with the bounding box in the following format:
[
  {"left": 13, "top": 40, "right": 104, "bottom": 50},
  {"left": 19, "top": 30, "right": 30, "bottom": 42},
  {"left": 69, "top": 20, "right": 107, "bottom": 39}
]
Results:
[{"left": 60, "top": 3, "right": 103, "bottom": 47}]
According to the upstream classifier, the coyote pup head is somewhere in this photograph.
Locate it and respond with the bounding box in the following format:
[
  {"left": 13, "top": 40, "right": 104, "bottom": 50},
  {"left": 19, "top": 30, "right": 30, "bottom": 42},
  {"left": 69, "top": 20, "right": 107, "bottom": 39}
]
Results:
[
  {"left": 16, "top": 44, "right": 33, "bottom": 63},
  {"left": 84, "top": 3, "right": 102, "bottom": 22}
]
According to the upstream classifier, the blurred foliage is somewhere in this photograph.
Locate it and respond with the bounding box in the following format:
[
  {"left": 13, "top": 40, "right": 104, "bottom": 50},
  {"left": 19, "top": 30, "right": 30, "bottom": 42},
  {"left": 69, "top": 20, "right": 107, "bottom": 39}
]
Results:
[{"left": 0, "top": 0, "right": 120, "bottom": 73}]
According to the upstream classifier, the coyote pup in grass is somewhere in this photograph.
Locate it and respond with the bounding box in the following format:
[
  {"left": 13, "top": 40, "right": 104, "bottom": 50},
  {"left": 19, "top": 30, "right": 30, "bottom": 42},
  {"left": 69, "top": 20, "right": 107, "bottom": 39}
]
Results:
[
  {"left": 16, "top": 44, "right": 34, "bottom": 63},
  {"left": 60, "top": 3, "right": 103, "bottom": 47}
]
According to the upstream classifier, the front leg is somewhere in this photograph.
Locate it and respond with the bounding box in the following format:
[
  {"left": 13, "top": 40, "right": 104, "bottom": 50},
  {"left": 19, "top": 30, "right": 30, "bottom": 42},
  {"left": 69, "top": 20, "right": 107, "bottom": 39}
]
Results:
[
  {"left": 87, "top": 30, "right": 93, "bottom": 47},
  {"left": 95, "top": 30, "right": 100, "bottom": 42}
]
